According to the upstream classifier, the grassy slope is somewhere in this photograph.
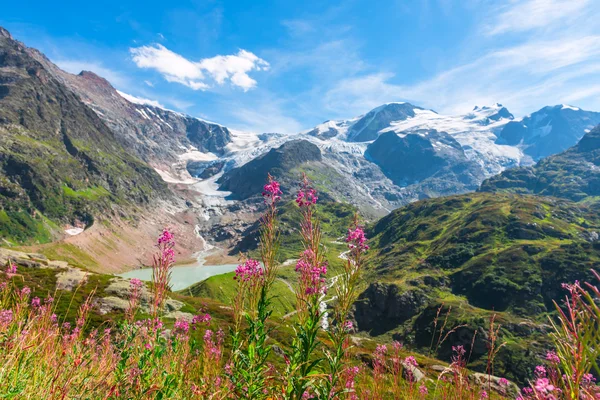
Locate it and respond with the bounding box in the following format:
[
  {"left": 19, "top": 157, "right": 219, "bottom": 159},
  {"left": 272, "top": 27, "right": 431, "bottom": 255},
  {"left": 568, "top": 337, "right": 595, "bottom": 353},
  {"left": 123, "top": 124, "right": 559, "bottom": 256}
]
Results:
[
  {"left": 363, "top": 192, "right": 600, "bottom": 383},
  {"left": 186, "top": 200, "right": 357, "bottom": 316}
]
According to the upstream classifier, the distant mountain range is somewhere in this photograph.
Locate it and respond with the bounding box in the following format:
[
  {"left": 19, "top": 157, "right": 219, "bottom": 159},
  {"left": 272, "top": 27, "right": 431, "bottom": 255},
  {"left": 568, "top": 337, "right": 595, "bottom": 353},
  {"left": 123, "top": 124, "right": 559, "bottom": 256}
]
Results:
[
  {"left": 2, "top": 24, "right": 600, "bottom": 239},
  {"left": 481, "top": 125, "right": 600, "bottom": 201}
]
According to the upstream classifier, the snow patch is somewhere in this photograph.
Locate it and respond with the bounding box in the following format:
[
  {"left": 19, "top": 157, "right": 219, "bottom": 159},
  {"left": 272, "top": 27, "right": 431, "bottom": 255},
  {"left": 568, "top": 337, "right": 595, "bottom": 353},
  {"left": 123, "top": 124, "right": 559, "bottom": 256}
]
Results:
[
  {"left": 116, "top": 90, "right": 163, "bottom": 108},
  {"left": 65, "top": 228, "right": 84, "bottom": 236}
]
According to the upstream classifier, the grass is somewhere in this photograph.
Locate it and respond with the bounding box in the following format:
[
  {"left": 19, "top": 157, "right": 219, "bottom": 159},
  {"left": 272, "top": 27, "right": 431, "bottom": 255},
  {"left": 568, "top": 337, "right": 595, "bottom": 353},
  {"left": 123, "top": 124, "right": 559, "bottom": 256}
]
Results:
[{"left": 15, "top": 242, "right": 101, "bottom": 271}]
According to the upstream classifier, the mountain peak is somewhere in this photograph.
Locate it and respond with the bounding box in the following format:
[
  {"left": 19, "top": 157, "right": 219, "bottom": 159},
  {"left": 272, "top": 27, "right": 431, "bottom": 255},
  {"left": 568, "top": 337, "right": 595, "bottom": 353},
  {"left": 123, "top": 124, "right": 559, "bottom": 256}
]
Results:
[{"left": 0, "top": 27, "right": 12, "bottom": 39}]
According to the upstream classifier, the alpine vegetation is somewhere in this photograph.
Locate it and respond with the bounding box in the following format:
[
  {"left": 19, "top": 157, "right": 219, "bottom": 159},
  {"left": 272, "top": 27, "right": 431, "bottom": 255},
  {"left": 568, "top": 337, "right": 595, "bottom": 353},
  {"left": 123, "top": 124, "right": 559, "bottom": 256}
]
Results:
[{"left": 0, "top": 176, "right": 599, "bottom": 399}]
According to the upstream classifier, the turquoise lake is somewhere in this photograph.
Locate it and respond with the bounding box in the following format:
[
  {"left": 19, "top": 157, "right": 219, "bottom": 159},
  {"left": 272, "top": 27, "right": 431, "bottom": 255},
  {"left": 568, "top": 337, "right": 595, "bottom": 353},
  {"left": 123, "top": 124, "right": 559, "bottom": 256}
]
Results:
[{"left": 118, "top": 263, "right": 238, "bottom": 291}]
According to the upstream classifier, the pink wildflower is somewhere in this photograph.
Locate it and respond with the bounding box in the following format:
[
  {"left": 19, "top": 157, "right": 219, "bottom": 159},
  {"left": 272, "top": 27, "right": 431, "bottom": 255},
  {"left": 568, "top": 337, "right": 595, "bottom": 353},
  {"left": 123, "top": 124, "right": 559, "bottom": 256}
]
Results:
[
  {"left": 6, "top": 263, "right": 16, "bottom": 275},
  {"left": 346, "top": 227, "right": 369, "bottom": 252},
  {"left": 174, "top": 318, "right": 190, "bottom": 334},
  {"left": 480, "top": 390, "right": 489, "bottom": 399},
  {"left": 404, "top": 356, "right": 418, "bottom": 367},
  {"left": 262, "top": 179, "right": 282, "bottom": 203},
  {"left": 192, "top": 313, "right": 212, "bottom": 326},
  {"left": 31, "top": 297, "right": 41, "bottom": 308},
  {"left": 534, "top": 378, "right": 555, "bottom": 394},
  {"left": 296, "top": 177, "right": 318, "bottom": 208},
  {"left": 375, "top": 344, "right": 387, "bottom": 357},
  {"left": 20, "top": 286, "right": 31, "bottom": 297},
  {"left": 545, "top": 350, "right": 560, "bottom": 364},
  {"left": 233, "top": 259, "right": 264, "bottom": 284},
  {"left": 583, "top": 373, "right": 596, "bottom": 384},
  {"left": 535, "top": 365, "right": 547, "bottom": 378},
  {"left": 295, "top": 249, "right": 328, "bottom": 296},
  {"left": 499, "top": 377, "right": 510, "bottom": 386},
  {"left": 130, "top": 278, "right": 143, "bottom": 288},
  {"left": 343, "top": 320, "right": 354, "bottom": 332},
  {"left": 419, "top": 384, "right": 428, "bottom": 396},
  {"left": 0, "top": 309, "right": 13, "bottom": 325}
]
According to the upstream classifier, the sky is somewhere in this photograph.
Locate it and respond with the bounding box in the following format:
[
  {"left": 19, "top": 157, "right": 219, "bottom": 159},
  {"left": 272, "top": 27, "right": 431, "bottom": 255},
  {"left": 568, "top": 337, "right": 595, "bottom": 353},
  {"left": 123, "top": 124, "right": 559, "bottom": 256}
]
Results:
[{"left": 2, "top": 0, "right": 600, "bottom": 133}]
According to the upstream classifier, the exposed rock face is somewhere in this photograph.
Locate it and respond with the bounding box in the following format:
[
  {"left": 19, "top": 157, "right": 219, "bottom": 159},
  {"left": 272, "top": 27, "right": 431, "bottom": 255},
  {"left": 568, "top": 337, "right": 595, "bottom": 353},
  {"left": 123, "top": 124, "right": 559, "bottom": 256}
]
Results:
[
  {"left": 353, "top": 283, "right": 427, "bottom": 335},
  {"left": 481, "top": 125, "right": 600, "bottom": 202},
  {"left": 0, "top": 28, "right": 169, "bottom": 241},
  {"left": 26, "top": 49, "right": 232, "bottom": 165},
  {"left": 470, "top": 373, "right": 520, "bottom": 398},
  {"left": 496, "top": 105, "right": 600, "bottom": 160},
  {"left": 218, "top": 139, "right": 322, "bottom": 200},
  {"left": 186, "top": 160, "right": 227, "bottom": 179},
  {"left": 347, "top": 103, "right": 425, "bottom": 142},
  {"left": 366, "top": 130, "right": 485, "bottom": 195}
]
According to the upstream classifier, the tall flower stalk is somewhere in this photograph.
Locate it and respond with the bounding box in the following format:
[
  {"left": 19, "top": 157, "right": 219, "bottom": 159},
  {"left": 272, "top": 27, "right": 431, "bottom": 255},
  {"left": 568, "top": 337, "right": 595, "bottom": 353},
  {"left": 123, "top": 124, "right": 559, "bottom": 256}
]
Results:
[
  {"left": 285, "top": 173, "right": 328, "bottom": 399},
  {"left": 323, "top": 213, "right": 369, "bottom": 398},
  {"left": 151, "top": 229, "right": 175, "bottom": 318},
  {"left": 229, "top": 174, "right": 281, "bottom": 399}
]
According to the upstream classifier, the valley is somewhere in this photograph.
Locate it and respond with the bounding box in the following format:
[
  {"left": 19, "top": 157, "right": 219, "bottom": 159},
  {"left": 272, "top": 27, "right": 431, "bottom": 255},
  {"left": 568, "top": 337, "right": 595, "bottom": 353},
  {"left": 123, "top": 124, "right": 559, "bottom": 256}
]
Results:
[{"left": 1, "top": 23, "right": 600, "bottom": 398}]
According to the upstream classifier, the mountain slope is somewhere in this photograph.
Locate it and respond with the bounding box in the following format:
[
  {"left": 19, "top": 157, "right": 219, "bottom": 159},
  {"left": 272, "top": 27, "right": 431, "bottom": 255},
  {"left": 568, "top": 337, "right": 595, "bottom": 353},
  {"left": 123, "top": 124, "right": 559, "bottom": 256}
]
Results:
[
  {"left": 26, "top": 47, "right": 232, "bottom": 170},
  {"left": 496, "top": 105, "right": 600, "bottom": 160},
  {"left": 218, "top": 139, "right": 322, "bottom": 200},
  {"left": 480, "top": 125, "right": 600, "bottom": 201},
  {"left": 366, "top": 129, "right": 485, "bottom": 196},
  {"left": 0, "top": 27, "right": 169, "bottom": 242},
  {"left": 359, "top": 192, "right": 600, "bottom": 382}
]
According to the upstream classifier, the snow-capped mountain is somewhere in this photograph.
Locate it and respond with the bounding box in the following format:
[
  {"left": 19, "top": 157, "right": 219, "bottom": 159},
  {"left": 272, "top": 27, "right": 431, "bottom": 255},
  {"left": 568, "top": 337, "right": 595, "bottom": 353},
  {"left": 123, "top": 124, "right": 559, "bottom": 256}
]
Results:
[
  {"left": 496, "top": 104, "right": 600, "bottom": 160},
  {"left": 22, "top": 38, "right": 600, "bottom": 216}
]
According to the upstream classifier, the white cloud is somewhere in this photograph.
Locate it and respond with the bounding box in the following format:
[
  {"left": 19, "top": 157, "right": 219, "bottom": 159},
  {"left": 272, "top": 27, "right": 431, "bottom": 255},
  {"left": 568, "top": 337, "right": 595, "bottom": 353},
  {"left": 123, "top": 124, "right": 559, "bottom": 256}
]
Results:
[
  {"left": 130, "top": 44, "right": 269, "bottom": 91},
  {"left": 116, "top": 90, "right": 163, "bottom": 108},
  {"left": 323, "top": 35, "right": 600, "bottom": 117},
  {"left": 485, "top": 0, "right": 591, "bottom": 35}
]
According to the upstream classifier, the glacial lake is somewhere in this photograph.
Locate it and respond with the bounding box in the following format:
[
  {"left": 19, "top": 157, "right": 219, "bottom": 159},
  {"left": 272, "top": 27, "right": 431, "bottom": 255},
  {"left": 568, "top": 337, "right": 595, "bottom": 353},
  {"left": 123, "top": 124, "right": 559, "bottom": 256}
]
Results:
[{"left": 118, "top": 263, "right": 238, "bottom": 291}]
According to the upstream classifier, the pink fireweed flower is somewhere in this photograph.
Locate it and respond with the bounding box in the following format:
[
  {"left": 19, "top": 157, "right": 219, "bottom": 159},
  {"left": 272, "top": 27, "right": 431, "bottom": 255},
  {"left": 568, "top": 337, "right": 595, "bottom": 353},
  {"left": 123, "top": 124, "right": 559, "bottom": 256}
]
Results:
[
  {"left": 343, "top": 320, "right": 354, "bottom": 332},
  {"left": 0, "top": 309, "right": 13, "bottom": 326},
  {"left": 534, "top": 378, "right": 555, "bottom": 394},
  {"left": 262, "top": 179, "right": 282, "bottom": 203},
  {"left": 157, "top": 228, "right": 174, "bottom": 245},
  {"left": 375, "top": 344, "right": 387, "bottom": 357},
  {"left": 404, "top": 356, "right": 418, "bottom": 367},
  {"left": 192, "top": 313, "right": 212, "bottom": 326},
  {"left": 545, "top": 350, "right": 560, "bottom": 364},
  {"left": 130, "top": 278, "right": 143, "bottom": 289},
  {"left": 296, "top": 174, "right": 318, "bottom": 208},
  {"left": 31, "top": 297, "right": 41, "bottom": 308},
  {"left": 174, "top": 318, "right": 190, "bottom": 334},
  {"left": 535, "top": 365, "right": 547, "bottom": 378},
  {"left": 346, "top": 227, "right": 369, "bottom": 252},
  {"left": 295, "top": 250, "right": 328, "bottom": 296},
  {"left": 233, "top": 259, "right": 264, "bottom": 284},
  {"left": 295, "top": 188, "right": 317, "bottom": 207},
  {"left": 583, "top": 373, "right": 596, "bottom": 385},
  {"left": 419, "top": 384, "right": 428, "bottom": 396},
  {"left": 480, "top": 390, "right": 489, "bottom": 399},
  {"left": 6, "top": 263, "right": 16, "bottom": 275},
  {"left": 499, "top": 377, "right": 510, "bottom": 386}
]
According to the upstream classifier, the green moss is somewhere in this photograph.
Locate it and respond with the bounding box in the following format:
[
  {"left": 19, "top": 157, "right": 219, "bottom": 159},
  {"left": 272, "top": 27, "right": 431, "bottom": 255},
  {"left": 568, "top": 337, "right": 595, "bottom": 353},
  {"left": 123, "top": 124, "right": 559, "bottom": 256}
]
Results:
[{"left": 62, "top": 185, "right": 110, "bottom": 201}]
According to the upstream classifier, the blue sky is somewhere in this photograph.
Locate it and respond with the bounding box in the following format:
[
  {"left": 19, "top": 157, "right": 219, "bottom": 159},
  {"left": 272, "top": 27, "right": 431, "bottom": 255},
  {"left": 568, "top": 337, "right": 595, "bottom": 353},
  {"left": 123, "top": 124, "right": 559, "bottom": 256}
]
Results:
[{"left": 3, "top": 0, "right": 600, "bottom": 133}]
